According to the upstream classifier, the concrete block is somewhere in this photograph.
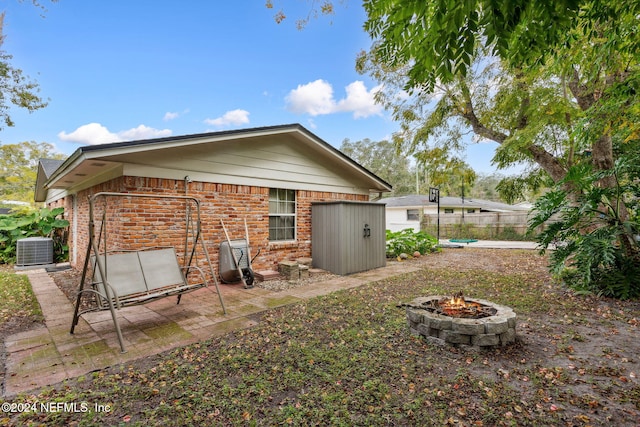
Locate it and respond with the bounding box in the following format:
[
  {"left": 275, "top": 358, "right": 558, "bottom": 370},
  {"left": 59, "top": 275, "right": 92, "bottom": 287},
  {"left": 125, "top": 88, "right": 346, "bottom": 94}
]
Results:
[
  {"left": 278, "top": 261, "right": 299, "bottom": 281},
  {"left": 452, "top": 319, "right": 485, "bottom": 335},
  {"left": 440, "top": 330, "right": 471, "bottom": 345},
  {"left": 299, "top": 264, "right": 309, "bottom": 279},
  {"left": 500, "top": 328, "right": 517, "bottom": 345},
  {"left": 406, "top": 308, "right": 425, "bottom": 324},
  {"left": 471, "top": 334, "right": 500, "bottom": 347},
  {"left": 483, "top": 318, "right": 509, "bottom": 335}
]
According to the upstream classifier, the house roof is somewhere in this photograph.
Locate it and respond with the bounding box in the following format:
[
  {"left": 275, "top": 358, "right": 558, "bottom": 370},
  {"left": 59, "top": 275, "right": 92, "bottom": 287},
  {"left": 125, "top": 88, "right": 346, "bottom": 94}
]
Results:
[
  {"left": 376, "top": 195, "right": 530, "bottom": 212},
  {"left": 35, "top": 124, "right": 392, "bottom": 202},
  {"left": 34, "top": 159, "right": 66, "bottom": 202},
  {"left": 39, "top": 159, "right": 66, "bottom": 177}
]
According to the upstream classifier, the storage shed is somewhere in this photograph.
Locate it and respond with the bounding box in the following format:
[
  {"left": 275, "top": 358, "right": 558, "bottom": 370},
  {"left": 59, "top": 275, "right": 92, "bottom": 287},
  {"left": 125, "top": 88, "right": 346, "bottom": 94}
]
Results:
[{"left": 311, "top": 201, "right": 386, "bottom": 275}]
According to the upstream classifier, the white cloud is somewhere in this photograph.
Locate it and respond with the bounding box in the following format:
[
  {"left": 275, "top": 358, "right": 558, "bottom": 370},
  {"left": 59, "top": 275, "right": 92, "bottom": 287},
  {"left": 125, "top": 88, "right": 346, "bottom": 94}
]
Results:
[
  {"left": 118, "top": 124, "right": 172, "bottom": 140},
  {"left": 285, "top": 79, "right": 383, "bottom": 118},
  {"left": 286, "top": 79, "right": 336, "bottom": 116},
  {"left": 306, "top": 118, "right": 317, "bottom": 129},
  {"left": 163, "top": 109, "right": 190, "bottom": 121},
  {"left": 204, "top": 109, "right": 250, "bottom": 127},
  {"left": 58, "top": 123, "right": 120, "bottom": 145},
  {"left": 58, "top": 122, "right": 172, "bottom": 145},
  {"left": 336, "top": 81, "right": 383, "bottom": 118},
  {"left": 163, "top": 111, "right": 179, "bottom": 121}
]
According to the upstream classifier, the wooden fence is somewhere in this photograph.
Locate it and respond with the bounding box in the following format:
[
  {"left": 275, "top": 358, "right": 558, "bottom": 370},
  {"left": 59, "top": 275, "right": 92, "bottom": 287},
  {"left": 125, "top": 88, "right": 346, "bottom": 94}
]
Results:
[{"left": 421, "top": 212, "right": 538, "bottom": 240}]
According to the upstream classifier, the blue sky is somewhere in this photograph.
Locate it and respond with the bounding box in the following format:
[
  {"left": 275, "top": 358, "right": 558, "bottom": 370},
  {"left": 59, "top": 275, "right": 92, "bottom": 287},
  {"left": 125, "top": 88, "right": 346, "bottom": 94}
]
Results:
[{"left": 1, "top": 1, "right": 509, "bottom": 175}]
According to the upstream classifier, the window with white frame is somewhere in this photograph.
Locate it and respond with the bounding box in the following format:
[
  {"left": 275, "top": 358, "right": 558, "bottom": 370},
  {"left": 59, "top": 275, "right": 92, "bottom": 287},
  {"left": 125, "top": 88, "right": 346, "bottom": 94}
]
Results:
[
  {"left": 407, "top": 209, "right": 419, "bottom": 221},
  {"left": 269, "top": 188, "right": 296, "bottom": 241}
]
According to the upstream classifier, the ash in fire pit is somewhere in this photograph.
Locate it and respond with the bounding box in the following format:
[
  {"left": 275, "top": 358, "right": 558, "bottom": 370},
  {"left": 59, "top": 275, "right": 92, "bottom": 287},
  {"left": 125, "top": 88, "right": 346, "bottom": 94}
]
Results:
[{"left": 402, "top": 293, "right": 516, "bottom": 349}]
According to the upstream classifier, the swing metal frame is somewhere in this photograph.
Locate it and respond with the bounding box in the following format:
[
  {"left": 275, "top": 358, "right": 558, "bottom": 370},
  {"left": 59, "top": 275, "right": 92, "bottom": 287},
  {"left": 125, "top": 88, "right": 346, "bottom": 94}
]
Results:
[{"left": 70, "top": 192, "right": 226, "bottom": 353}]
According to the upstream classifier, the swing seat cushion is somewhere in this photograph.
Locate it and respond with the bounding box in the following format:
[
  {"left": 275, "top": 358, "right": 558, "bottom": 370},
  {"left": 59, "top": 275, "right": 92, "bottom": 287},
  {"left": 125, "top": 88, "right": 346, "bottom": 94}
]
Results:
[{"left": 138, "top": 249, "right": 187, "bottom": 291}]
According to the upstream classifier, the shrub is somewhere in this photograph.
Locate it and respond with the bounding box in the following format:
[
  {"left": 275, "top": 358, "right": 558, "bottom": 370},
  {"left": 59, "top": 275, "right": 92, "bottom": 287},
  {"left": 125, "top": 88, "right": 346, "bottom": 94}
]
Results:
[
  {"left": 0, "top": 207, "right": 69, "bottom": 264},
  {"left": 529, "top": 158, "right": 640, "bottom": 300},
  {"left": 385, "top": 228, "right": 439, "bottom": 258}
]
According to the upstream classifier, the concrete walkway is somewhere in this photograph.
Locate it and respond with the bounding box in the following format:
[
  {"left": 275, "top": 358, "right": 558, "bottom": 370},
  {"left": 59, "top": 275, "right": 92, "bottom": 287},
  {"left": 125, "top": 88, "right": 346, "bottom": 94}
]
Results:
[
  {"left": 2, "top": 261, "right": 422, "bottom": 397},
  {"left": 439, "top": 239, "right": 541, "bottom": 249}
]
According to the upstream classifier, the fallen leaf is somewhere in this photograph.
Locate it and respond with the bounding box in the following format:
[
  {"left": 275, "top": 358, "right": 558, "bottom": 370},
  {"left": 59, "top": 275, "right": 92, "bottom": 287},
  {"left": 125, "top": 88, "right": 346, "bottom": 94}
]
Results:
[{"left": 574, "top": 414, "right": 590, "bottom": 423}]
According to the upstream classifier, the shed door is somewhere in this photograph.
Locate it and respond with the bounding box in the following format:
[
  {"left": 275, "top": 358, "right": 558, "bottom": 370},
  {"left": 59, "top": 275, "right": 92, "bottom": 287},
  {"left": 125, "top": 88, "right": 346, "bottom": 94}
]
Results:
[{"left": 342, "top": 204, "right": 385, "bottom": 274}]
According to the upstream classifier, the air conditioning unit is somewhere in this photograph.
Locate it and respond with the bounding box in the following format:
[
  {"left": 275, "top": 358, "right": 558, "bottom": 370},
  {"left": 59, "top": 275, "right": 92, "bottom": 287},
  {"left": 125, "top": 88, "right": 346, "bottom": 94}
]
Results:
[{"left": 16, "top": 237, "right": 54, "bottom": 267}]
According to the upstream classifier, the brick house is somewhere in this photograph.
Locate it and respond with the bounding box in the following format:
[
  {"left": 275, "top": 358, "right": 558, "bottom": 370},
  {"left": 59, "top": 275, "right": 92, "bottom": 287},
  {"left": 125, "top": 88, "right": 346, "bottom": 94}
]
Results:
[{"left": 35, "top": 124, "right": 392, "bottom": 275}]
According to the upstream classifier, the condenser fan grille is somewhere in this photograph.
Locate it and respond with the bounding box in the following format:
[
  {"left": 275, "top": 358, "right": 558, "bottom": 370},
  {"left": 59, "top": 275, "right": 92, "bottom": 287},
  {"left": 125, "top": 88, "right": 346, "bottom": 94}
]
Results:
[{"left": 16, "top": 237, "right": 54, "bottom": 266}]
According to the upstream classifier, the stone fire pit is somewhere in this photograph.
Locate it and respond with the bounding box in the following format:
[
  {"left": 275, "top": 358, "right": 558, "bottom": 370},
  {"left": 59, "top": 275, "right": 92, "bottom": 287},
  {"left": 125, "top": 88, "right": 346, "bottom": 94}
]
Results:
[{"left": 404, "top": 295, "right": 517, "bottom": 349}]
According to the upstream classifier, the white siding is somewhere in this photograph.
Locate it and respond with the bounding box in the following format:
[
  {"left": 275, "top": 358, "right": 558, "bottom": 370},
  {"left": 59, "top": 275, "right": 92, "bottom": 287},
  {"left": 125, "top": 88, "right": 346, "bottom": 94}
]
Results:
[
  {"left": 116, "top": 138, "right": 371, "bottom": 195},
  {"left": 385, "top": 207, "right": 421, "bottom": 232}
]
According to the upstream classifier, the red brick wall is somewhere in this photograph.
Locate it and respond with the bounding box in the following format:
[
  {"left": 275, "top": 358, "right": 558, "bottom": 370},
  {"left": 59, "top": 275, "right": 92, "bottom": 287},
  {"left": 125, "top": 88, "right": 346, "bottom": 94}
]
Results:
[{"left": 51, "top": 177, "right": 368, "bottom": 281}]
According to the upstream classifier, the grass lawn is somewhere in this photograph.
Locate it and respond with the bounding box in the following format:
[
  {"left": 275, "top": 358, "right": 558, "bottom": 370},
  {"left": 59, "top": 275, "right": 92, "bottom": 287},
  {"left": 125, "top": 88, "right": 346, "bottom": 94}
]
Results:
[
  {"left": 1, "top": 250, "right": 639, "bottom": 426},
  {"left": 0, "top": 269, "right": 43, "bottom": 332}
]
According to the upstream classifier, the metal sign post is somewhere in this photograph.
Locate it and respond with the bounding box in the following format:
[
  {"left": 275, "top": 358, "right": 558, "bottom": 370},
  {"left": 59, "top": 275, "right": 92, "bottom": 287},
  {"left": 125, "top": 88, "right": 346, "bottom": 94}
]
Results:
[{"left": 429, "top": 187, "right": 440, "bottom": 242}]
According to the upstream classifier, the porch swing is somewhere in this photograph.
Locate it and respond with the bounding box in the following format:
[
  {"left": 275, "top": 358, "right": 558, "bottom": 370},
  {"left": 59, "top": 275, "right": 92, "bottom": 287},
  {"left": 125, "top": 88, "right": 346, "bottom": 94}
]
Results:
[{"left": 70, "top": 192, "right": 226, "bottom": 353}]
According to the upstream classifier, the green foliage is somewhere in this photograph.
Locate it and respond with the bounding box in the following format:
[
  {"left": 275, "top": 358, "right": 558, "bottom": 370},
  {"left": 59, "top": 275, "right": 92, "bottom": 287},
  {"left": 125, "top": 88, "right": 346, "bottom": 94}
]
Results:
[
  {"left": 385, "top": 228, "right": 439, "bottom": 257},
  {"left": 493, "top": 226, "right": 530, "bottom": 241},
  {"left": 416, "top": 155, "right": 477, "bottom": 198},
  {"left": 340, "top": 138, "right": 414, "bottom": 196},
  {"left": 495, "top": 170, "right": 554, "bottom": 205},
  {"left": 529, "top": 156, "right": 640, "bottom": 299},
  {"left": 0, "top": 141, "right": 65, "bottom": 205},
  {"left": 357, "top": 45, "right": 561, "bottom": 200},
  {"left": 0, "top": 13, "right": 49, "bottom": 131},
  {"left": 422, "top": 222, "right": 533, "bottom": 241},
  {"left": 362, "top": 0, "right": 639, "bottom": 91},
  {"left": 0, "top": 207, "right": 69, "bottom": 264}
]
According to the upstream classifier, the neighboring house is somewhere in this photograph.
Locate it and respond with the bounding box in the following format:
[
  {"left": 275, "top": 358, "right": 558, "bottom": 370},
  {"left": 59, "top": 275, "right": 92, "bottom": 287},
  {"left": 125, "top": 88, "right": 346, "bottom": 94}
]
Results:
[
  {"left": 35, "top": 124, "right": 392, "bottom": 273},
  {"left": 0, "top": 200, "right": 31, "bottom": 214},
  {"left": 378, "top": 194, "right": 530, "bottom": 232}
]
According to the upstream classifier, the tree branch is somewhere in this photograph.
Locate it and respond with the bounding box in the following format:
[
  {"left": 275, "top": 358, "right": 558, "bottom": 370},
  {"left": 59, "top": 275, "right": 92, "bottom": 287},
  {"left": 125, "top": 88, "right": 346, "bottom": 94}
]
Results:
[{"left": 458, "top": 77, "right": 567, "bottom": 182}]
